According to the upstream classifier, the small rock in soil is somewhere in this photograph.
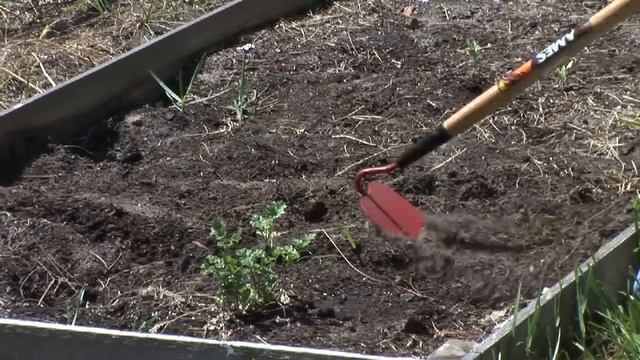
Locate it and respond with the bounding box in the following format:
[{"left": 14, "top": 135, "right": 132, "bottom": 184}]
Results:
[{"left": 427, "top": 339, "right": 478, "bottom": 360}]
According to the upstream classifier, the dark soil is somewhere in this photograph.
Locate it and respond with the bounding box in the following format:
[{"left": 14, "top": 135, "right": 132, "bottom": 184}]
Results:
[{"left": 1, "top": 0, "right": 639, "bottom": 358}]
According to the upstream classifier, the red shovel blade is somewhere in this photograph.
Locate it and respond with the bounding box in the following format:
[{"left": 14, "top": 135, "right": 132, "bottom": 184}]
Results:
[{"left": 359, "top": 181, "right": 425, "bottom": 241}]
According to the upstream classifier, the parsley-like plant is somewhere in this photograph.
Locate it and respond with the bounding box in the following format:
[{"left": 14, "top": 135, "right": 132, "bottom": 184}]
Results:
[{"left": 201, "top": 201, "right": 315, "bottom": 313}]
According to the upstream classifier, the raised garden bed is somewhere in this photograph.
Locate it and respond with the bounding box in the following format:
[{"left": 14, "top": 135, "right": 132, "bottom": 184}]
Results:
[{"left": 1, "top": 0, "right": 639, "bottom": 358}]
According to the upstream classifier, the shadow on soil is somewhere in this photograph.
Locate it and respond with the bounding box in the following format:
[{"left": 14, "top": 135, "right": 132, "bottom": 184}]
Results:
[{"left": 0, "top": 117, "right": 122, "bottom": 186}]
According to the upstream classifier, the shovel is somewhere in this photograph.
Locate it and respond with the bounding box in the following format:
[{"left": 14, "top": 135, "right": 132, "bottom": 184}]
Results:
[{"left": 355, "top": 0, "right": 640, "bottom": 241}]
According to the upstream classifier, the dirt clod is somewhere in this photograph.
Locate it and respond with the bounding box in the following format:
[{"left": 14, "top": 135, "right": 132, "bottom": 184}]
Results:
[{"left": 459, "top": 179, "right": 497, "bottom": 201}]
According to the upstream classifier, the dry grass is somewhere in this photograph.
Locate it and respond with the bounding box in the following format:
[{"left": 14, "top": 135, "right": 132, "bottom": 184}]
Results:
[{"left": 0, "top": 0, "right": 228, "bottom": 110}]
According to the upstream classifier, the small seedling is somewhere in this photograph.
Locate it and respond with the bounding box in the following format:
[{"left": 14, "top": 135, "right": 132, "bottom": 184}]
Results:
[
  {"left": 74, "top": 0, "right": 109, "bottom": 14},
  {"left": 341, "top": 227, "right": 360, "bottom": 252},
  {"left": 150, "top": 54, "right": 204, "bottom": 112},
  {"left": 150, "top": 53, "right": 229, "bottom": 111},
  {"left": 136, "top": 314, "right": 159, "bottom": 332},
  {"left": 467, "top": 39, "right": 482, "bottom": 62},
  {"left": 138, "top": 0, "right": 164, "bottom": 33},
  {"left": 555, "top": 59, "right": 575, "bottom": 82},
  {"left": 233, "top": 43, "right": 258, "bottom": 122},
  {"left": 201, "top": 201, "right": 315, "bottom": 313}
]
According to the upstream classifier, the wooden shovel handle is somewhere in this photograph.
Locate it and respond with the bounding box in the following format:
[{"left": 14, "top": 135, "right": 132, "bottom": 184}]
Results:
[{"left": 396, "top": 0, "right": 640, "bottom": 169}]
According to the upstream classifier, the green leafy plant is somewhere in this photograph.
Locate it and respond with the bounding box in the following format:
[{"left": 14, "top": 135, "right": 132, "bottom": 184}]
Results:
[
  {"left": 233, "top": 43, "right": 258, "bottom": 121},
  {"left": 555, "top": 59, "right": 575, "bottom": 82},
  {"left": 201, "top": 201, "right": 315, "bottom": 313},
  {"left": 250, "top": 200, "right": 287, "bottom": 247},
  {"left": 467, "top": 39, "right": 482, "bottom": 62}
]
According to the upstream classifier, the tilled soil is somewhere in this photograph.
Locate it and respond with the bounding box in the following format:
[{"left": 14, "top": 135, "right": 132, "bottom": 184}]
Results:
[{"left": 1, "top": 0, "right": 639, "bottom": 357}]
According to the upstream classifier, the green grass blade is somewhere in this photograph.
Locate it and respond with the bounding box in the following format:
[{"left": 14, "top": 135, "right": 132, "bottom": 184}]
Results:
[
  {"left": 149, "top": 70, "right": 183, "bottom": 105},
  {"left": 512, "top": 282, "right": 522, "bottom": 337},
  {"left": 621, "top": 117, "right": 640, "bottom": 129},
  {"left": 185, "top": 53, "right": 206, "bottom": 97}
]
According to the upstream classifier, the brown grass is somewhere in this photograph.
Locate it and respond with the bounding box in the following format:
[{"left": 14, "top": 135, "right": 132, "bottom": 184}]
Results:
[{"left": 0, "top": 0, "right": 228, "bottom": 109}]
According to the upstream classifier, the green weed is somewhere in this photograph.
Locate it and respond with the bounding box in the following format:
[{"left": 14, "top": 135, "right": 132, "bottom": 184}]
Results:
[
  {"left": 139, "top": 0, "right": 164, "bottom": 31},
  {"left": 233, "top": 43, "right": 257, "bottom": 122},
  {"left": 570, "top": 203, "right": 640, "bottom": 359},
  {"left": 467, "top": 39, "right": 482, "bottom": 62},
  {"left": 150, "top": 53, "right": 229, "bottom": 111},
  {"left": 572, "top": 266, "right": 640, "bottom": 360},
  {"left": 75, "top": 0, "right": 109, "bottom": 14},
  {"left": 137, "top": 0, "right": 176, "bottom": 34},
  {"left": 555, "top": 59, "right": 575, "bottom": 82},
  {"left": 589, "top": 293, "right": 640, "bottom": 359},
  {"left": 201, "top": 201, "right": 315, "bottom": 313},
  {"left": 250, "top": 200, "right": 287, "bottom": 248},
  {"left": 497, "top": 194, "right": 640, "bottom": 359},
  {"left": 341, "top": 227, "right": 359, "bottom": 252}
]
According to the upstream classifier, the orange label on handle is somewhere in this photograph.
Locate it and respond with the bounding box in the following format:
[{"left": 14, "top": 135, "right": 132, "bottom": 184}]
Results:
[
  {"left": 498, "top": 59, "right": 534, "bottom": 91},
  {"left": 497, "top": 19, "right": 593, "bottom": 92}
]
